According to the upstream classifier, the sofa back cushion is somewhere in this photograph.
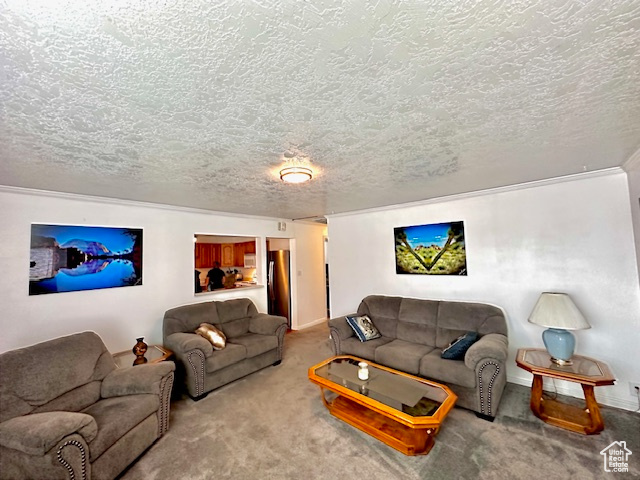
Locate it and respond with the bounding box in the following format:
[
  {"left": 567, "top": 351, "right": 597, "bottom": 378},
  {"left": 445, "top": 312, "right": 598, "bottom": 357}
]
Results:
[
  {"left": 357, "top": 295, "right": 402, "bottom": 338},
  {"left": 163, "top": 301, "right": 220, "bottom": 338},
  {"left": 215, "top": 298, "right": 258, "bottom": 338},
  {"left": 355, "top": 295, "right": 507, "bottom": 350},
  {"left": 396, "top": 297, "right": 439, "bottom": 346},
  {"left": 0, "top": 332, "right": 115, "bottom": 423},
  {"left": 435, "top": 301, "right": 507, "bottom": 348}
]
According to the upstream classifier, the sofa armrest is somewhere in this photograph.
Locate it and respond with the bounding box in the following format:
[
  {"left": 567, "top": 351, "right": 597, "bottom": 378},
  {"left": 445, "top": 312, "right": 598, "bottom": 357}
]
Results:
[
  {"left": 164, "top": 333, "right": 210, "bottom": 398},
  {"left": 328, "top": 314, "right": 357, "bottom": 355},
  {"left": 328, "top": 314, "right": 357, "bottom": 341},
  {"left": 249, "top": 313, "right": 287, "bottom": 336},
  {"left": 464, "top": 333, "right": 508, "bottom": 370},
  {"left": 0, "top": 412, "right": 97, "bottom": 456},
  {"left": 101, "top": 362, "right": 176, "bottom": 398},
  {"left": 164, "top": 332, "right": 213, "bottom": 358}
]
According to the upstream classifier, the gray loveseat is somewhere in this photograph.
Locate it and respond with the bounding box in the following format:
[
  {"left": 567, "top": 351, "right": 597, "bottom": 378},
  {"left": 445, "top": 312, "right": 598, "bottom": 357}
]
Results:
[
  {"left": 329, "top": 295, "right": 509, "bottom": 419},
  {"left": 0, "top": 331, "right": 175, "bottom": 480},
  {"left": 163, "top": 298, "right": 287, "bottom": 400}
]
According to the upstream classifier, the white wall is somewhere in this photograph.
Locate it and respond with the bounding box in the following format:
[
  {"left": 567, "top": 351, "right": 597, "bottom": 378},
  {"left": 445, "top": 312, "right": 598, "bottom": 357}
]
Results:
[
  {"left": 0, "top": 187, "right": 323, "bottom": 354},
  {"left": 291, "top": 222, "right": 328, "bottom": 329},
  {"left": 327, "top": 170, "right": 640, "bottom": 410},
  {"left": 625, "top": 152, "right": 640, "bottom": 286},
  {"left": 267, "top": 238, "right": 291, "bottom": 251}
]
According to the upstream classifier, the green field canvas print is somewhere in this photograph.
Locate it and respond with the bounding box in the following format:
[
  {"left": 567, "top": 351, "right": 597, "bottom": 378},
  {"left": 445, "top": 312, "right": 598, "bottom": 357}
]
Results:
[{"left": 394, "top": 221, "right": 467, "bottom": 275}]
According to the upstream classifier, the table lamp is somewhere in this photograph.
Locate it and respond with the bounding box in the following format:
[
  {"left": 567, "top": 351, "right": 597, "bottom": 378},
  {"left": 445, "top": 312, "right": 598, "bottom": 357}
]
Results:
[{"left": 528, "top": 292, "right": 590, "bottom": 366}]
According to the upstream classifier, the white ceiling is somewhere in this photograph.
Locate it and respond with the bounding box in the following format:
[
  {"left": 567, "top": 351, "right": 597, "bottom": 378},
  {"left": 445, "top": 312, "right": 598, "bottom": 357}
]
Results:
[{"left": 1, "top": 1, "right": 639, "bottom": 220}]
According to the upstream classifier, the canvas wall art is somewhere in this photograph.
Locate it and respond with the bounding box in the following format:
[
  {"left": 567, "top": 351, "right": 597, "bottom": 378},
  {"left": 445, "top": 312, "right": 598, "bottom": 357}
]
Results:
[
  {"left": 394, "top": 221, "right": 467, "bottom": 275},
  {"left": 29, "top": 224, "right": 143, "bottom": 295}
]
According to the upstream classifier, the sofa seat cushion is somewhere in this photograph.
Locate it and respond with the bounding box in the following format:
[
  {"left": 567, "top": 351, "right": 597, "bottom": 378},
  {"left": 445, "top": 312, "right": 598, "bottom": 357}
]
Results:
[
  {"left": 83, "top": 394, "right": 159, "bottom": 461},
  {"left": 205, "top": 343, "right": 247, "bottom": 372},
  {"left": 419, "top": 350, "right": 476, "bottom": 388},
  {"left": 340, "top": 336, "right": 393, "bottom": 362},
  {"left": 375, "top": 339, "right": 434, "bottom": 375},
  {"left": 228, "top": 333, "right": 277, "bottom": 358}
]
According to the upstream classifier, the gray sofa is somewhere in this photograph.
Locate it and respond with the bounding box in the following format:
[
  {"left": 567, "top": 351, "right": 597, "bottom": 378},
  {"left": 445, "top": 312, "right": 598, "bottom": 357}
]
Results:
[
  {"left": 329, "top": 295, "right": 509, "bottom": 419},
  {"left": 0, "top": 332, "right": 175, "bottom": 480},
  {"left": 163, "top": 298, "right": 287, "bottom": 399}
]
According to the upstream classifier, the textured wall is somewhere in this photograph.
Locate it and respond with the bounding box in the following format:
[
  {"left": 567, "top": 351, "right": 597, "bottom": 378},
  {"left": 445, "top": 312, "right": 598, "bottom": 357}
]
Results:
[{"left": 1, "top": 1, "right": 639, "bottom": 218}]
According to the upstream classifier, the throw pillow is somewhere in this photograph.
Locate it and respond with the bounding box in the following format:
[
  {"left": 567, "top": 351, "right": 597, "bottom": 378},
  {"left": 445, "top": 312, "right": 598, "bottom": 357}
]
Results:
[
  {"left": 441, "top": 332, "right": 478, "bottom": 360},
  {"left": 195, "top": 323, "right": 227, "bottom": 350},
  {"left": 346, "top": 315, "right": 381, "bottom": 342}
]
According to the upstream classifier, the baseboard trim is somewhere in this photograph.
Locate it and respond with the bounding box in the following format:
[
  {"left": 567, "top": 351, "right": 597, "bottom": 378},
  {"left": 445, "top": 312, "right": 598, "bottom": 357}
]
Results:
[
  {"left": 293, "top": 317, "right": 328, "bottom": 330},
  {"left": 507, "top": 374, "right": 639, "bottom": 412}
]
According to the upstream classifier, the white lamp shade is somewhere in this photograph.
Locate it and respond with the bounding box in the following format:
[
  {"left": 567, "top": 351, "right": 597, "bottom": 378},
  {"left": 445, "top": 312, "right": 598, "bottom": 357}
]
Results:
[{"left": 528, "top": 292, "right": 591, "bottom": 330}]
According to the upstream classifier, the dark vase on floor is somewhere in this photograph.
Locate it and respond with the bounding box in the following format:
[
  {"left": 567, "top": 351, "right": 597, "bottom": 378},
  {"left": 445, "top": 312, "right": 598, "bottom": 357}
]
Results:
[{"left": 132, "top": 337, "right": 148, "bottom": 366}]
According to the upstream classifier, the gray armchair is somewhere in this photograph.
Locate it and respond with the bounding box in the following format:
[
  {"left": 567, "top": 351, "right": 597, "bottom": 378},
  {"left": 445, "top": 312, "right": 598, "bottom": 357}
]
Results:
[{"left": 0, "top": 332, "right": 175, "bottom": 480}]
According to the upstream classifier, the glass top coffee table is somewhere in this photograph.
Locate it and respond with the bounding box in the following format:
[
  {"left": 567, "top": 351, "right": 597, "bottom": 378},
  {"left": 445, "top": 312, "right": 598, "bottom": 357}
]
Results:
[{"left": 308, "top": 355, "right": 457, "bottom": 455}]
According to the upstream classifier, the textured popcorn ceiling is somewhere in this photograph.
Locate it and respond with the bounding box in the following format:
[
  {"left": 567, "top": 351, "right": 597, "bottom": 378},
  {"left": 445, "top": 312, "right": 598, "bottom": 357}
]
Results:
[{"left": 1, "top": 1, "right": 639, "bottom": 219}]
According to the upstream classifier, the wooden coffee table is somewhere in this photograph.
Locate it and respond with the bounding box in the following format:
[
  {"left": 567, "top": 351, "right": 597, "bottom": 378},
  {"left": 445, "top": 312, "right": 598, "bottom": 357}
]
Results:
[
  {"left": 516, "top": 348, "right": 615, "bottom": 435},
  {"left": 308, "top": 355, "right": 457, "bottom": 456}
]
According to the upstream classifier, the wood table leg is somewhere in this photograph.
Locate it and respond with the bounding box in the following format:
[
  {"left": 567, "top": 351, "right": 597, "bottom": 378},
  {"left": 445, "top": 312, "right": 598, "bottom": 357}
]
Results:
[
  {"left": 528, "top": 378, "right": 605, "bottom": 435},
  {"left": 516, "top": 348, "right": 614, "bottom": 435},
  {"left": 530, "top": 374, "right": 544, "bottom": 419},
  {"left": 318, "top": 386, "right": 333, "bottom": 409},
  {"left": 582, "top": 384, "right": 605, "bottom": 434}
]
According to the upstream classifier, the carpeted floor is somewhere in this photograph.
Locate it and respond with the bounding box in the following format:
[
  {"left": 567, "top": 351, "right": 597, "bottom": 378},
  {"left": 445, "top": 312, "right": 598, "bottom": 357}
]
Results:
[{"left": 120, "top": 324, "right": 640, "bottom": 480}]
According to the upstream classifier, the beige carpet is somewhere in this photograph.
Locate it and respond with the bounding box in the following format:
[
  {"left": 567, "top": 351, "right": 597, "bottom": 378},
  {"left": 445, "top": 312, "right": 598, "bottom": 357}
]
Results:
[{"left": 120, "top": 324, "right": 640, "bottom": 480}]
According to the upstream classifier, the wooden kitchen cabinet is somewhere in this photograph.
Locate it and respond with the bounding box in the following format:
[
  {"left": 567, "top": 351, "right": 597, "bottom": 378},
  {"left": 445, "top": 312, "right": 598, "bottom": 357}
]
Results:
[
  {"left": 234, "top": 243, "right": 245, "bottom": 267},
  {"left": 195, "top": 244, "right": 212, "bottom": 268},
  {"left": 195, "top": 244, "right": 221, "bottom": 268},
  {"left": 221, "top": 244, "right": 234, "bottom": 267},
  {"left": 234, "top": 241, "right": 256, "bottom": 266},
  {"left": 199, "top": 241, "right": 256, "bottom": 268},
  {"left": 244, "top": 241, "right": 256, "bottom": 254}
]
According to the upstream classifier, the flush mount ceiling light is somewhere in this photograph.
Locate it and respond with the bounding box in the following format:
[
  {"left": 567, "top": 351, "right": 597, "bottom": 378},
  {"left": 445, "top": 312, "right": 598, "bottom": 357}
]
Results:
[{"left": 280, "top": 165, "right": 313, "bottom": 184}]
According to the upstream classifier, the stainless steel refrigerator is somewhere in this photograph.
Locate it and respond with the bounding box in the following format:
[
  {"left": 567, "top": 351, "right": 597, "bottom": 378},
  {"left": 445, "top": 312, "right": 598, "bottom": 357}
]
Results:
[{"left": 267, "top": 250, "right": 290, "bottom": 327}]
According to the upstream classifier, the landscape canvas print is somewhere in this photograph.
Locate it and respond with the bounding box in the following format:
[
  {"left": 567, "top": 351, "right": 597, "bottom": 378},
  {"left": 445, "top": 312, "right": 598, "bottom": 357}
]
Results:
[
  {"left": 394, "top": 221, "right": 467, "bottom": 275},
  {"left": 29, "top": 224, "right": 143, "bottom": 295}
]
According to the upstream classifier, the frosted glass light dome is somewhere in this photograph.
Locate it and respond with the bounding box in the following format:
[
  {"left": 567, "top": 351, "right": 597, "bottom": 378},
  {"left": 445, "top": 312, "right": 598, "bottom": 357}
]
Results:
[{"left": 280, "top": 166, "right": 312, "bottom": 184}]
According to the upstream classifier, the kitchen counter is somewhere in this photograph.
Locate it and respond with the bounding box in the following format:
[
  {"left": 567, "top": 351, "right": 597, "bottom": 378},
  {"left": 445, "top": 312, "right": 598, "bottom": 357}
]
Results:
[{"left": 196, "top": 282, "right": 264, "bottom": 296}]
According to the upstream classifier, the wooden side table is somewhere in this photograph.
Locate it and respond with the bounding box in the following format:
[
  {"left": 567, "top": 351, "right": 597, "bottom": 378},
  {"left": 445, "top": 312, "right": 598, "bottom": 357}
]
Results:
[
  {"left": 516, "top": 348, "right": 615, "bottom": 435},
  {"left": 112, "top": 344, "right": 173, "bottom": 369}
]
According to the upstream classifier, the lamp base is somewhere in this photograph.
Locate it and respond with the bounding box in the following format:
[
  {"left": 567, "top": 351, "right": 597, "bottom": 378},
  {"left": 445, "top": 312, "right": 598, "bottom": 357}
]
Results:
[
  {"left": 550, "top": 357, "right": 573, "bottom": 366},
  {"left": 542, "top": 328, "right": 576, "bottom": 365}
]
